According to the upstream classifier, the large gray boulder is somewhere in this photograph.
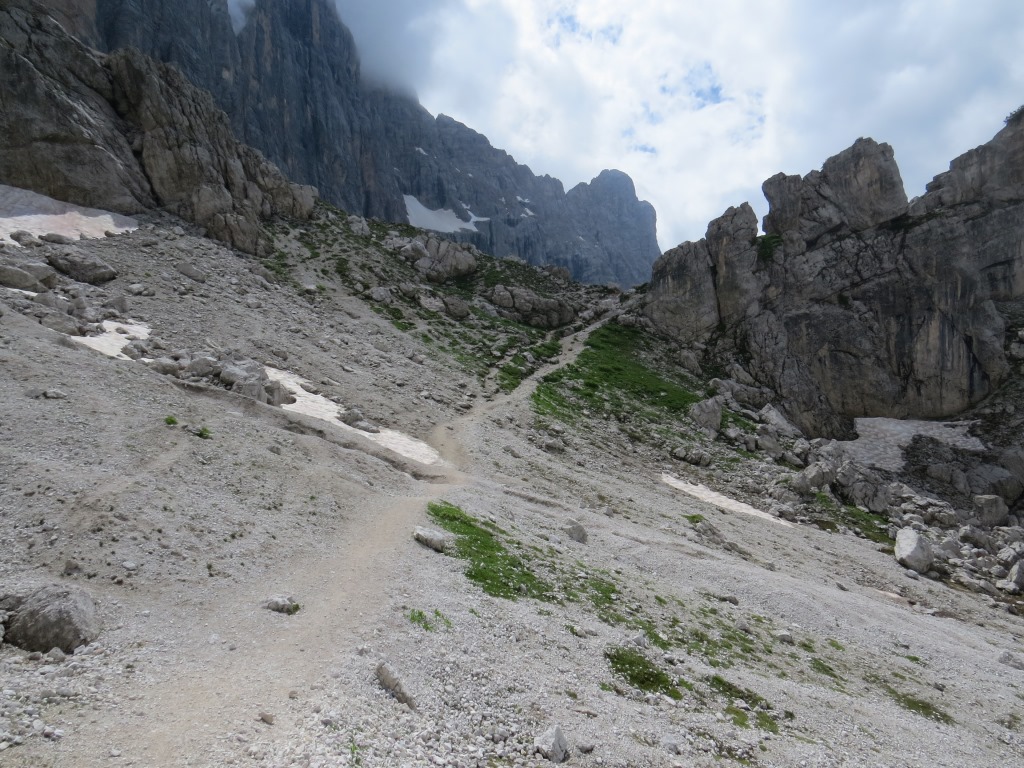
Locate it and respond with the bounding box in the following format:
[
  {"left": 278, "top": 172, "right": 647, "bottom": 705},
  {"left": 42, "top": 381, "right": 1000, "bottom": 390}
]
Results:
[
  {"left": 0, "top": 263, "right": 46, "bottom": 291},
  {"left": 4, "top": 584, "right": 101, "bottom": 653},
  {"left": 689, "top": 396, "right": 724, "bottom": 435},
  {"left": 973, "top": 495, "right": 1009, "bottom": 528},
  {"left": 412, "top": 236, "right": 477, "bottom": 283},
  {"left": 45, "top": 246, "right": 117, "bottom": 284},
  {"left": 488, "top": 285, "right": 575, "bottom": 329},
  {"left": 895, "top": 529, "right": 934, "bottom": 574}
]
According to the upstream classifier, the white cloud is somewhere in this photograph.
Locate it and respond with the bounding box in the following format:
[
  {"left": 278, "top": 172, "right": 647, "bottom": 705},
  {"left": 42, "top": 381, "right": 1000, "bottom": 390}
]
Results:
[
  {"left": 226, "top": 0, "right": 255, "bottom": 33},
  {"left": 335, "top": 0, "right": 1024, "bottom": 250}
]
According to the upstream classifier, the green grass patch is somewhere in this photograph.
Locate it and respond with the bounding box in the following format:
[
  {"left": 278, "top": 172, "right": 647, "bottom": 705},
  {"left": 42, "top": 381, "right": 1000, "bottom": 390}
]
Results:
[
  {"left": 426, "top": 501, "right": 552, "bottom": 601},
  {"left": 605, "top": 646, "right": 682, "bottom": 700},
  {"left": 408, "top": 608, "right": 452, "bottom": 631},
  {"left": 883, "top": 686, "right": 954, "bottom": 724},
  {"left": 533, "top": 323, "right": 700, "bottom": 426},
  {"left": 810, "top": 657, "right": 843, "bottom": 680}
]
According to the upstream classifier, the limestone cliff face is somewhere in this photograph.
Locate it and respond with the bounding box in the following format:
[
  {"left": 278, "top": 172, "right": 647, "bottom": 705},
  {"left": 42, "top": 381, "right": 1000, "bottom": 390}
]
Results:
[
  {"left": 644, "top": 126, "right": 1024, "bottom": 436},
  {"left": 91, "top": 0, "right": 659, "bottom": 285},
  {"left": 0, "top": 1, "right": 314, "bottom": 254}
]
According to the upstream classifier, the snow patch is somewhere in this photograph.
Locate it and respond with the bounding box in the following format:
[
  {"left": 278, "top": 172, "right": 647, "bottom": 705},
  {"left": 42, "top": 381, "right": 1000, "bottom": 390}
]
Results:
[
  {"left": 662, "top": 473, "right": 793, "bottom": 527},
  {"left": 66, "top": 319, "right": 441, "bottom": 466},
  {"left": 840, "top": 417, "right": 985, "bottom": 471},
  {"left": 71, "top": 320, "right": 152, "bottom": 360},
  {"left": 0, "top": 184, "right": 137, "bottom": 245},
  {"left": 404, "top": 195, "right": 488, "bottom": 234},
  {"left": 265, "top": 367, "right": 442, "bottom": 466}
]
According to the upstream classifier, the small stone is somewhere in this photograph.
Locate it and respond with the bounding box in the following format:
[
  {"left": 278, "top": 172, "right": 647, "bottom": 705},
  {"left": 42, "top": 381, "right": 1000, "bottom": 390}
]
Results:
[
  {"left": 773, "top": 629, "right": 795, "bottom": 645},
  {"left": 376, "top": 661, "right": 416, "bottom": 709},
  {"left": 263, "top": 597, "right": 300, "bottom": 615},
  {"left": 413, "top": 527, "right": 455, "bottom": 554},
  {"left": 562, "top": 520, "right": 588, "bottom": 544},
  {"left": 259, "top": 712, "right": 275, "bottom": 725},
  {"left": 534, "top": 725, "right": 569, "bottom": 762}
]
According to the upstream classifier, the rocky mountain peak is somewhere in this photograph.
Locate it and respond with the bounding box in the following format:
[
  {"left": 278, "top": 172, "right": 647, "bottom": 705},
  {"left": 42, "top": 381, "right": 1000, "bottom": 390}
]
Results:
[
  {"left": 645, "top": 123, "right": 1024, "bottom": 436},
  {"left": 762, "top": 137, "right": 908, "bottom": 256}
]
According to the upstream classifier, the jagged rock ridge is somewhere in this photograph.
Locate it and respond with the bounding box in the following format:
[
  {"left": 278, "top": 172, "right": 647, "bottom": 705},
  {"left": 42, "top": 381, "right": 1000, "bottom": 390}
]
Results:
[
  {"left": 0, "top": 1, "right": 314, "bottom": 255},
  {"left": 89, "top": 0, "right": 659, "bottom": 285},
  {"left": 644, "top": 121, "right": 1024, "bottom": 437}
]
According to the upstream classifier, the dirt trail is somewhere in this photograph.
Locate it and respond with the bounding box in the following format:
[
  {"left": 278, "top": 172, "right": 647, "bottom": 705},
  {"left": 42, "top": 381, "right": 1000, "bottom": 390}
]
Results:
[
  {"left": 29, "top": 320, "right": 603, "bottom": 767},
  {"left": 84, "top": 486, "right": 453, "bottom": 766}
]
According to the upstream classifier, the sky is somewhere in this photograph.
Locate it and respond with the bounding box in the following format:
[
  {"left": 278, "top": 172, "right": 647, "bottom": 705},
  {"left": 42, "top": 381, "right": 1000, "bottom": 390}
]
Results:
[{"left": 274, "top": 1, "right": 1024, "bottom": 251}]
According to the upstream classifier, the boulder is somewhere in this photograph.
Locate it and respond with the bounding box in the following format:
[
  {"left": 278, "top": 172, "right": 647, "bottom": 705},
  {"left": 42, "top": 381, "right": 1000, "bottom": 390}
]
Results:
[
  {"left": 5, "top": 258, "right": 59, "bottom": 288},
  {"left": 671, "top": 446, "right": 712, "bottom": 467},
  {"left": 413, "top": 526, "right": 455, "bottom": 554},
  {"left": 790, "top": 462, "right": 834, "bottom": 494},
  {"left": 175, "top": 262, "right": 208, "bottom": 283},
  {"left": 689, "top": 396, "right": 724, "bottom": 435},
  {"left": 4, "top": 585, "right": 100, "bottom": 653},
  {"left": 973, "top": 494, "right": 1009, "bottom": 528},
  {"left": 45, "top": 246, "right": 117, "bottom": 284},
  {"left": 562, "top": 520, "right": 588, "bottom": 544},
  {"left": 0, "top": 263, "right": 46, "bottom": 291},
  {"left": 442, "top": 295, "right": 470, "bottom": 320},
  {"left": 895, "top": 529, "right": 934, "bottom": 574},
  {"left": 368, "top": 286, "right": 392, "bottom": 304},
  {"left": 1005, "top": 561, "right": 1024, "bottom": 589},
  {"left": 413, "top": 237, "right": 477, "bottom": 283},
  {"left": 534, "top": 725, "right": 569, "bottom": 763}
]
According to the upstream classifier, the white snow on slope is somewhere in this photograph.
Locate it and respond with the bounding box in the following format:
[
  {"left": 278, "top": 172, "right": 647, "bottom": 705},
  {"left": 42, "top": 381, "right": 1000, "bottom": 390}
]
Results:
[
  {"left": 265, "top": 368, "right": 442, "bottom": 466},
  {"left": 403, "top": 195, "right": 488, "bottom": 234},
  {"left": 0, "top": 184, "right": 137, "bottom": 244},
  {"left": 72, "top": 320, "right": 152, "bottom": 360},
  {"left": 662, "top": 473, "right": 793, "bottom": 527},
  {"left": 839, "top": 417, "right": 985, "bottom": 471}
]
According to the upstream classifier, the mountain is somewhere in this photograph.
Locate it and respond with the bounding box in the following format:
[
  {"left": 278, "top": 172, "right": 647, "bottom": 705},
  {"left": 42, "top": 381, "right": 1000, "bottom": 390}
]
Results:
[
  {"left": 0, "top": 1, "right": 314, "bottom": 255},
  {"left": 88, "top": 0, "right": 659, "bottom": 286},
  {"left": 643, "top": 119, "right": 1024, "bottom": 437},
  {"left": 3, "top": 2, "right": 1024, "bottom": 760}
]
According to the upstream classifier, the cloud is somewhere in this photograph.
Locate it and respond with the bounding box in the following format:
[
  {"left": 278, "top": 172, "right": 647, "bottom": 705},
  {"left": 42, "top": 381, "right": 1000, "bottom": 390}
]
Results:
[
  {"left": 326, "top": 0, "right": 1024, "bottom": 251},
  {"left": 332, "top": 0, "right": 468, "bottom": 92},
  {"left": 226, "top": 0, "right": 255, "bottom": 33}
]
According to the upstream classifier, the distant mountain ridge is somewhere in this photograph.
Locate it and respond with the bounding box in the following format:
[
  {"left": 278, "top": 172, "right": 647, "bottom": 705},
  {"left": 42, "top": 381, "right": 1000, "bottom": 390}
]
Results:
[{"left": 87, "top": 0, "right": 660, "bottom": 286}]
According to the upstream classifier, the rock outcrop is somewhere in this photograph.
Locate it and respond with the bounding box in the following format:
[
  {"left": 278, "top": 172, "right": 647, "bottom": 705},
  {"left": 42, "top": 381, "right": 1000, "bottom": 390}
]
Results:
[
  {"left": 0, "top": 1, "right": 314, "bottom": 255},
  {"left": 645, "top": 122, "right": 1024, "bottom": 436},
  {"left": 86, "top": 0, "right": 659, "bottom": 285}
]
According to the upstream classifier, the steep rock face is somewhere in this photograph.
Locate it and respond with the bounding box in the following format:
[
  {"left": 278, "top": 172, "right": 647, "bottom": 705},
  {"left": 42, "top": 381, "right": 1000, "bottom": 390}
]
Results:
[
  {"left": 644, "top": 128, "right": 1024, "bottom": 436},
  {"left": 92, "top": 0, "right": 659, "bottom": 285},
  {"left": 0, "top": 1, "right": 313, "bottom": 254},
  {"left": 0, "top": 4, "right": 152, "bottom": 213},
  {"left": 96, "top": 0, "right": 241, "bottom": 113}
]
